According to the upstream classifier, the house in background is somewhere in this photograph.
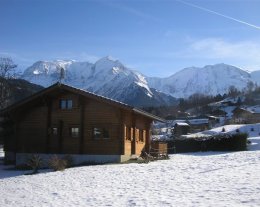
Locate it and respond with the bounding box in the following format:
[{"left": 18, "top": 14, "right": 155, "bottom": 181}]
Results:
[
  {"left": 187, "top": 119, "right": 209, "bottom": 133},
  {"left": 232, "top": 106, "right": 260, "bottom": 124},
  {"left": 1, "top": 83, "right": 164, "bottom": 166},
  {"left": 207, "top": 115, "right": 221, "bottom": 128},
  {"left": 173, "top": 122, "right": 190, "bottom": 137}
]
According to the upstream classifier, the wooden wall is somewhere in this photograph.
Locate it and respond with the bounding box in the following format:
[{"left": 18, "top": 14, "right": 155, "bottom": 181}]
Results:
[
  {"left": 12, "top": 90, "right": 153, "bottom": 156},
  {"left": 50, "top": 93, "right": 81, "bottom": 154},
  {"left": 122, "top": 111, "right": 152, "bottom": 156},
  {"left": 16, "top": 105, "right": 48, "bottom": 153},
  {"left": 82, "top": 100, "right": 121, "bottom": 155}
]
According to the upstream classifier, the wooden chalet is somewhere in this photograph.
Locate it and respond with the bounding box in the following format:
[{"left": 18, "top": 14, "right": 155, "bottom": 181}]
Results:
[
  {"left": 232, "top": 107, "right": 260, "bottom": 124},
  {"left": 187, "top": 119, "right": 209, "bottom": 133},
  {"left": 1, "top": 83, "right": 164, "bottom": 165},
  {"left": 173, "top": 122, "right": 190, "bottom": 137}
]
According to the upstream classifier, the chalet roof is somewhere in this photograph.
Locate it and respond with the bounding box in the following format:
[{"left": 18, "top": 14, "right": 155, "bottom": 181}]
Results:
[
  {"left": 175, "top": 122, "right": 189, "bottom": 126},
  {"left": 1, "top": 82, "right": 165, "bottom": 122},
  {"left": 233, "top": 106, "right": 260, "bottom": 115},
  {"left": 244, "top": 105, "right": 260, "bottom": 114}
]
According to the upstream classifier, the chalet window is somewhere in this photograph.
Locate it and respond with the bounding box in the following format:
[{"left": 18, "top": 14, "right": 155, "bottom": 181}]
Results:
[
  {"left": 93, "top": 127, "right": 110, "bottom": 139},
  {"left": 67, "top": 100, "right": 73, "bottom": 109},
  {"left": 70, "top": 127, "right": 79, "bottom": 137},
  {"left": 93, "top": 128, "right": 102, "bottom": 139},
  {"left": 52, "top": 127, "right": 58, "bottom": 135},
  {"left": 60, "top": 99, "right": 73, "bottom": 109}
]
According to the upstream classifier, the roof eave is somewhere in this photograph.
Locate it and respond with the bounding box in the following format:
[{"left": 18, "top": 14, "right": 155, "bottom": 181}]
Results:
[{"left": 133, "top": 108, "right": 165, "bottom": 122}]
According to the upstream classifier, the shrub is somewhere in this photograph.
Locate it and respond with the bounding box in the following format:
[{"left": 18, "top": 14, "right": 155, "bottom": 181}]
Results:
[
  {"left": 62, "top": 155, "right": 74, "bottom": 168},
  {"left": 48, "top": 155, "right": 67, "bottom": 171},
  {"left": 167, "top": 133, "right": 248, "bottom": 153},
  {"left": 27, "top": 154, "right": 42, "bottom": 174}
]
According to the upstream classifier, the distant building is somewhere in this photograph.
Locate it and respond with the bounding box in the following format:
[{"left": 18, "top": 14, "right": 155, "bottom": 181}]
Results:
[
  {"left": 207, "top": 115, "right": 220, "bottom": 128},
  {"left": 232, "top": 106, "right": 260, "bottom": 124},
  {"left": 174, "top": 122, "right": 190, "bottom": 137},
  {"left": 187, "top": 119, "right": 209, "bottom": 132}
]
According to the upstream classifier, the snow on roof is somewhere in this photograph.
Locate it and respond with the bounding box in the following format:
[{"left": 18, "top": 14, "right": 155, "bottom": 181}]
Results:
[
  {"left": 188, "top": 119, "right": 209, "bottom": 125},
  {"left": 244, "top": 105, "right": 260, "bottom": 114},
  {"left": 184, "top": 123, "right": 260, "bottom": 139},
  {"left": 175, "top": 122, "right": 189, "bottom": 126},
  {"left": 171, "top": 120, "right": 186, "bottom": 125},
  {"left": 209, "top": 97, "right": 245, "bottom": 107},
  {"left": 207, "top": 115, "right": 220, "bottom": 120}
]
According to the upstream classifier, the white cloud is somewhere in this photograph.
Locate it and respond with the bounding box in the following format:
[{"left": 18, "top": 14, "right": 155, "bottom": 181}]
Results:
[
  {"left": 172, "top": 38, "right": 260, "bottom": 70},
  {"left": 190, "top": 38, "right": 260, "bottom": 59},
  {"left": 77, "top": 53, "right": 100, "bottom": 63}
]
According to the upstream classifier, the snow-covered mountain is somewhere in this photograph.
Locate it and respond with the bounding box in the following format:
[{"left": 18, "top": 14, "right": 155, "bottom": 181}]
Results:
[
  {"left": 251, "top": 70, "right": 260, "bottom": 85},
  {"left": 148, "top": 64, "right": 254, "bottom": 98},
  {"left": 22, "top": 56, "right": 177, "bottom": 107},
  {"left": 22, "top": 57, "right": 260, "bottom": 106}
]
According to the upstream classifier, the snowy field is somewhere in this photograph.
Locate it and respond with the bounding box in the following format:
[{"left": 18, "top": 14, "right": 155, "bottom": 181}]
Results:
[{"left": 1, "top": 126, "right": 260, "bottom": 206}]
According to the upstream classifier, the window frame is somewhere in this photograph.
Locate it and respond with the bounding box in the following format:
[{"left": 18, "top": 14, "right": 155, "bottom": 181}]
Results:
[
  {"left": 59, "top": 99, "right": 73, "bottom": 110},
  {"left": 92, "top": 126, "right": 110, "bottom": 140},
  {"left": 52, "top": 127, "right": 58, "bottom": 136},
  {"left": 70, "top": 127, "right": 80, "bottom": 138}
]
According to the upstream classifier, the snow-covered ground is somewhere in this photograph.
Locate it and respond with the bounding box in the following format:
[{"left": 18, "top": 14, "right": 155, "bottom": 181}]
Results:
[
  {"left": 1, "top": 131, "right": 260, "bottom": 206},
  {"left": 184, "top": 123, "right": 260, "bottom": 139}
]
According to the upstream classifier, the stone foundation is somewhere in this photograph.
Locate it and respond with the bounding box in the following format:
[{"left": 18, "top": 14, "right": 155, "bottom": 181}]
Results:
[{"left": 15, "top": 153, "right": 131, "bottom": 167}]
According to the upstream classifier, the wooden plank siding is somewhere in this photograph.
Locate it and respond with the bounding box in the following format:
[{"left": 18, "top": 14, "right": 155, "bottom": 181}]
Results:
[
  {"left": 16, "top": 106, "right": 48, "bottom": 153},
  {"left": 5, "top": 86, "right": 157, "bottom": 158},
  {"left": 122, "top": 111, "right": 152, "bottom": 155}
]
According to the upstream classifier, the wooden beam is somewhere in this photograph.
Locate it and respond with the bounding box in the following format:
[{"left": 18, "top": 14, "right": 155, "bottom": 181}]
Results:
[
  {"left": 119, "top": 109, "right": 125, "bottom": 155},
  {"left": 131, "top": 112, "right": 136, "bottom": 155},
  {"left": 79, "top": 98, "right": 85, "bottom": 154},
  {"left": 45, "top": 100, "right": 52, "bottom": 153},
  {"left": 58, "top": 120, "right": 63, "bottom": 153},
  {"left": 146, "top": 120, "right": 152, "bottom": 153}
]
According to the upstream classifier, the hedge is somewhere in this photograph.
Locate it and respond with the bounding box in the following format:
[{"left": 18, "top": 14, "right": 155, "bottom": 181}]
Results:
[{"left": 167, "top": 133, "right": 248, "bottom": 153}]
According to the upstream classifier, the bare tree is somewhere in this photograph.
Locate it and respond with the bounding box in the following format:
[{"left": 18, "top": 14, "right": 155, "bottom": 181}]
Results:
[
  {"left": 228, "top": 85, "right": 240, "bottom": 98},
  {"left": 0, "top": 57, "right": 17, "bottom": 108}
]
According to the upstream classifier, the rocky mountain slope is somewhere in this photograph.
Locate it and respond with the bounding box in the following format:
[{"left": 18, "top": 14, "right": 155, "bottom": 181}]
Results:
[
  {"left": 148, "top": 64, "right": 254, "bottom": 98},
  {"left": 22, "top": 57, "right": 177, "bottom": 107},
  {"left": 21, "top": 57, "right": 260, "bottom": 106}
]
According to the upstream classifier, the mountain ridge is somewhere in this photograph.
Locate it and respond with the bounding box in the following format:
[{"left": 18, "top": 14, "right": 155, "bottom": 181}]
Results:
[
  {"left": 22, "top": 56, "right": 178, "bottom": 107},
  {"left": 21, "top": 57, "right": 259, "bottom": 106}
]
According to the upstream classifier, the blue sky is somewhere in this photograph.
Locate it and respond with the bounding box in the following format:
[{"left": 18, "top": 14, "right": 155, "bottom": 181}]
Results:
[{"left": 1, "top": 0, "right": 260, "bottom": 77}]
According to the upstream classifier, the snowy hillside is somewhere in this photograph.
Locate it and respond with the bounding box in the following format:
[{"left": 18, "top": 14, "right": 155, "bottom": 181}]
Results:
[
  {"left": 148, "top": 64, "right": 253, "bottom": 98},
  {"left": 1, "top": 130, "right": 260, "bottom": 206},
  {"left": 251, "top": 70, "right": 260, "bottom": 85},
  {"left": 185, "top": 123, "right": 260, "bottom": 139}
]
